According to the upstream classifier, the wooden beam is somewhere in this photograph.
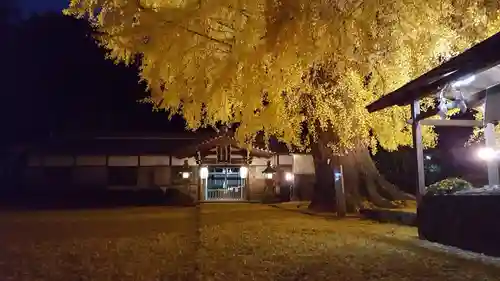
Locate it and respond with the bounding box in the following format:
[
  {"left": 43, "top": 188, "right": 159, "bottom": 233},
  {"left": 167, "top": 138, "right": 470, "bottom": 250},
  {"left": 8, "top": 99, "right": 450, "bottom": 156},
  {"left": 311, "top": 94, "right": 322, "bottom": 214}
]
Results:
[
  {"left": 411, "top": 100, "right": 426, "bottom": 206},
  {"left": 418, "top": 119, "right": 483, "bottom": 127},
  {"left": 202, "top": 158, "right": 218, "bottom": 164},
  {"left": 485, "top": 123, "right": 499, "bottom": 186},
  {"left": 485, "top": 85, "right": 500, "bottom": 123},
  {"left": 105, "top": 154, "right": 109, "bottom": 187},
  {"left": 414, "top": 108, "right": 440, "bottom": 123},
  {"left": 228, "top": 158, "right": 247, "bottom": 165}
]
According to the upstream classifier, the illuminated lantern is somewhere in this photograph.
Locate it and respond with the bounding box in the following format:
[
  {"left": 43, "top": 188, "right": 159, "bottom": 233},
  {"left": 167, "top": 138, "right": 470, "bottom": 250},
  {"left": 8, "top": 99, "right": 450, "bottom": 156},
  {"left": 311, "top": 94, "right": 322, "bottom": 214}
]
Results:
[
  {"left": 239, "top": 166, "right": 249, "bottom": 179},
  {"left": 262, "top": 160, "right": 276, "bottom": 179},
  {"left": 179, "top": 160, "right": 191, "bottom": 179}
]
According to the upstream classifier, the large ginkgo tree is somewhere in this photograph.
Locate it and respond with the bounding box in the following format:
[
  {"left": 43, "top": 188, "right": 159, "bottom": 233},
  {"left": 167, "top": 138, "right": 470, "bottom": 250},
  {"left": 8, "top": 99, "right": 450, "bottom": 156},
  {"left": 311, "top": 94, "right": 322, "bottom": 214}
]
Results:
[{"left": 65, "top": 0, "right": 500, "bottom": 211}]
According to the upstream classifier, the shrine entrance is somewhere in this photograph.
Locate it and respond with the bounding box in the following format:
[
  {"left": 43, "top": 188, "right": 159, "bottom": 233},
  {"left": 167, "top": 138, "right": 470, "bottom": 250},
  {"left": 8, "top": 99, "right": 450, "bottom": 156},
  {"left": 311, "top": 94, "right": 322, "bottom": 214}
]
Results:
[
  {"left": 205, "top": 166, "right": 246, "bottom": 201},
  {"left": 174, "top": 129, "right": 274, "bottom": 202}
]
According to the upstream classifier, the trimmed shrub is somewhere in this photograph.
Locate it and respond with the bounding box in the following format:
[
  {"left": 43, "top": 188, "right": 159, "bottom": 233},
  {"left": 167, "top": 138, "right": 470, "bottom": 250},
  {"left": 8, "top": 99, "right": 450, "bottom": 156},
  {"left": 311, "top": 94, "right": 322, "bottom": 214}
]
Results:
[{"left": 425, "top": 178, "right": 473, "bottom": 196}]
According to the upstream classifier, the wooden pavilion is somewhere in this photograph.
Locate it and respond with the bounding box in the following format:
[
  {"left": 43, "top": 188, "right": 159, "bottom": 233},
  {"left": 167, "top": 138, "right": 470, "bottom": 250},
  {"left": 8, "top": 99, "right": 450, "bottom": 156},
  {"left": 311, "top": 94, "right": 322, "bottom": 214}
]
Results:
[{"left": 366, "top": 31, "right": 500, "bottom": 202}]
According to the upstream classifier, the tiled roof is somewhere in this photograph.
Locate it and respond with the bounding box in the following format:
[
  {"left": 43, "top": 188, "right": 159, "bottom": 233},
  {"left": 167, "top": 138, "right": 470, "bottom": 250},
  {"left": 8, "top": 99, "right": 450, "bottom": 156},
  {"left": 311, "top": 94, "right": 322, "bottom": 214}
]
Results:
[
  {"left": 29, "top": 137, "right": 198, "bottom": 155},
  {"left": 27, "top": 131, "right": 293, "bottom": 156}
]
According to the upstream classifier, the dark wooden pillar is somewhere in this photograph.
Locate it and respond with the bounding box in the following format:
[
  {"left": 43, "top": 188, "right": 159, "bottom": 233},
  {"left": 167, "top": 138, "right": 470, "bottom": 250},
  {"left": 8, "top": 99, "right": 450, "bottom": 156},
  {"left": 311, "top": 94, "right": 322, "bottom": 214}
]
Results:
[
  {"left": 411, "top": 100, "right": 426, "bottom": 205},
  {"left": 196, "top": 151, "right": 202, "bottom": 202},
  {"left": 105, "top": 154, "right": 109, "bottom": 188},
  {"left": 484, "top": 123, "right": 499, "bottom": 186},
  {"left": 484, "top": 88, "right": 500, "bottom": 186},
  {"left": 244, "top": 151, "right": 252, "bottom": 201}
]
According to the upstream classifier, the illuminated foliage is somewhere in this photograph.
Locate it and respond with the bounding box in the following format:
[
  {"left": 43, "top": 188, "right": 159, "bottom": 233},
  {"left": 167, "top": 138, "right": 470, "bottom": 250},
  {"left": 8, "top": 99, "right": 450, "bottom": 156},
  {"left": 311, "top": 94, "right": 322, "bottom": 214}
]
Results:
[
  {"left": 64, "top": 0, "right": 500, "bottom": 155},
  {"left": 468, "top": 107, "right": 500, "bottom": 146}
]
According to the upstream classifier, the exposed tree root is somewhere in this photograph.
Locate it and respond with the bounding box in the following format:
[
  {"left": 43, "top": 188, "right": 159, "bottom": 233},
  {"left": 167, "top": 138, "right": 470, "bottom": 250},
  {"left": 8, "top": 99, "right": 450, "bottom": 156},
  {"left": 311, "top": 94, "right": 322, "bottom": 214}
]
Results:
[
  {"left": 308, "top": 145, "right": 413, "bottom": 213},
  {"left": 359, "top": 151, "right": 416, "bottom": 201}
]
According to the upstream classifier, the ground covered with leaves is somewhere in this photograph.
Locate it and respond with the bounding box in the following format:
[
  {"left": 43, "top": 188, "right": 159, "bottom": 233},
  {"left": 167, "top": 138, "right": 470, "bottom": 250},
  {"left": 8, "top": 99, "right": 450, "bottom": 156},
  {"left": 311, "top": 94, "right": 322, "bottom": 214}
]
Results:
[{"left": 0, "top": 204, "right": 498, "bottom": 281}]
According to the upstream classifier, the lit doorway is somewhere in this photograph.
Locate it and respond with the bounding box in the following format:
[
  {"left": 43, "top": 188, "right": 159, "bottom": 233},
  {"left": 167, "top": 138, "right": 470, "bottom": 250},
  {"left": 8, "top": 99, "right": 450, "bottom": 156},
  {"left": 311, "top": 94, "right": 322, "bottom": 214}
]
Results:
[{"left": 205, "top": 166, "right": 246, "bottom": 200}]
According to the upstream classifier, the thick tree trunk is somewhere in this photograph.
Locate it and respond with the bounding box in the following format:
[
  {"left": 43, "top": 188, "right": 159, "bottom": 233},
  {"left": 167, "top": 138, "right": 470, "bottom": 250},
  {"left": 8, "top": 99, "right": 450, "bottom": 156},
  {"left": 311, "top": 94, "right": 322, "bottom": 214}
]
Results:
[
  {"left": 308, "top": 153, "right": 336, "bottom": 212},
  {"left": 308, "top": 138, "right": 336, "bottom": 212},
  {"left": 308, "top": 145, "right": 414, "bottom": 213},
  {"left": 361, "top": 152, "right": 416, "bottom": 201}
]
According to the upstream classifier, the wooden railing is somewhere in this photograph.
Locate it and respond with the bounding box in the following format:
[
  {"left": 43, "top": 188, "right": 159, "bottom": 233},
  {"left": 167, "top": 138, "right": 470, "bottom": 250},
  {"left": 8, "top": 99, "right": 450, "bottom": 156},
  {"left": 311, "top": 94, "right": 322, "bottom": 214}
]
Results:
[{"left": 206, "top": 188, "right": 243, "bottom": 200}]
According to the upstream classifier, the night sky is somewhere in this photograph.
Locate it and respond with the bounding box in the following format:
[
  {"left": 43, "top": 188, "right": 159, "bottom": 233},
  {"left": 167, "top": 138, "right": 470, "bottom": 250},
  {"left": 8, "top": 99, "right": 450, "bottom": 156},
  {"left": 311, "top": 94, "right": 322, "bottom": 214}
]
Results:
[{"left": 18, "top": 0, "right": 67, "bottom": 14}]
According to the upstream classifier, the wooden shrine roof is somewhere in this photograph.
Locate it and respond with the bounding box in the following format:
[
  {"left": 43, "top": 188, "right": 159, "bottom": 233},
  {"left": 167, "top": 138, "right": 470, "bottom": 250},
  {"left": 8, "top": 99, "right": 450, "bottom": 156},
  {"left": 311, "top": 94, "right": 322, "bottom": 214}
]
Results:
[
  {"left": 366, "top": 32, "right": 500, "bottom": 113},
  {"left": 173, "top": 132, "right": 277, "bottom": 158}
]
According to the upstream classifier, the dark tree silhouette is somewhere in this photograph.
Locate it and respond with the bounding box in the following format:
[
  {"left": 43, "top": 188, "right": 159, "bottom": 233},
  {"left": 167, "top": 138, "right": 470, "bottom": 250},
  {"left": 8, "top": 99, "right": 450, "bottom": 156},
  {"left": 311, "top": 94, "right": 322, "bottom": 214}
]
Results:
[{"left": 3, "top": 13, "right": 186, "bottom": 147}]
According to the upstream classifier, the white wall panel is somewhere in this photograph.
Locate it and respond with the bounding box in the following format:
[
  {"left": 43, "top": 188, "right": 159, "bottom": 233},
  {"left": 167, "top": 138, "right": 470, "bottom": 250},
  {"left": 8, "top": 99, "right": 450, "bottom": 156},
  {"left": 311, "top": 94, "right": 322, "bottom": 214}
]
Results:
[
  {"left": 251, "top": 165, "right": 268, "bottom": 179},
  {"left": 76, "top": 155, "right": 106, "bottom": 166},
  {"left": 292, "top": 154, "right": 315, "bottom": 174},
  {"left": 171, "top": 157, "right": 196, "bottom": 166},
  {"left": 139, "top": 156, "right": 170, "bottom": 166},
  {"left": 278, "top": 155, "right": 293, "bottom": 165},
  {"left": 252, "top": 157, "right": 270, "bottom": 166},
  {"left": 108, "top": 156, "right": 138, "bottom": 166},
  {"left": 44, "top": 156, "right": 74, "bottom": 167}
]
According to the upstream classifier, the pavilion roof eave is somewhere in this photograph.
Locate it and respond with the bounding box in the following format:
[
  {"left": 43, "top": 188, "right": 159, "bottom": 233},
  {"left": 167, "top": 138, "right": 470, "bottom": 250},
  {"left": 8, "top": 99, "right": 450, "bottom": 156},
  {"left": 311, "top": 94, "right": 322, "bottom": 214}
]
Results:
[
  {"left": 408, "top": 82, "right": 500, "bottom": 124},
  {"left": 366, "top": 31, "right": 500, "bottom": 113},
  {"left": 173, "top": 135, "right": 274, "bottom": 159}
]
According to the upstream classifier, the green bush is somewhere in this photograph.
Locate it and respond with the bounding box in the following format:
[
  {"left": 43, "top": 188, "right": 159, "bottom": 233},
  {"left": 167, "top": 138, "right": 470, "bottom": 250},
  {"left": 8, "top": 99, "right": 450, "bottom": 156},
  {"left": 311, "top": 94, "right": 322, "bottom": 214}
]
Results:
[{"left": 425, "top": 178, "right": 473, "bottom": 196}]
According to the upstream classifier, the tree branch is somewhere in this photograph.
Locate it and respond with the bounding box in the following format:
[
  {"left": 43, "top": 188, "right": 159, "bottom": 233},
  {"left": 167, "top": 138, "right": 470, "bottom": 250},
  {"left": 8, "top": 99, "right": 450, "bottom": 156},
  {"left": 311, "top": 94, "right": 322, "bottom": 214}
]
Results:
[
  {"left": 178, "top": 24, "right": 233, "bottom": 47},
  {"left": 136, "top": 0, "right": 146, "bottom": 10},
  {"left": 135, "top": 0, "right": 233, "bottom": 48},
  {"left": 213, "top": 19, "right": 235, "bottom": 31}
]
